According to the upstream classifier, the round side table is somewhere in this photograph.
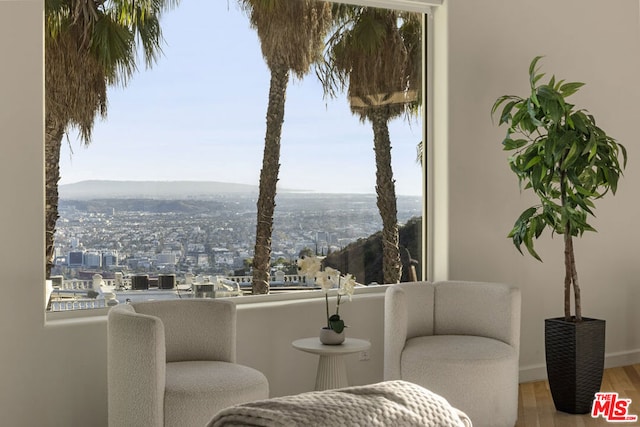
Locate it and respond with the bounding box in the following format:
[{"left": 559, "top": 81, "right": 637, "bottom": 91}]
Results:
[{"left": 292, "top": 337, "right": 371, "bottom": 391}]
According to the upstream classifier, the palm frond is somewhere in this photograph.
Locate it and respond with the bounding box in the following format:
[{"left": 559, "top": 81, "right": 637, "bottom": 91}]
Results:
[
  {"left": 240, "top": 0, "right": 332, "bottom": 78},
  {"left": 319, "top": 6, "right": 421, "bottom": 121}
]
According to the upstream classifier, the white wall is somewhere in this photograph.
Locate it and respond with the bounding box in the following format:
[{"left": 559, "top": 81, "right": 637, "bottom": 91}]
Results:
[
  {"left": 2, "top": 0, "right": 640, "bottom": 425},
  {"left": 0, "top": 0, "right": 49, "bottom": 423},
  {"left": 439, "top": 0, "right": 640, "bottom": 380},
  {"left": 234, "top": 290, "right": 386, "bottom": 397}
]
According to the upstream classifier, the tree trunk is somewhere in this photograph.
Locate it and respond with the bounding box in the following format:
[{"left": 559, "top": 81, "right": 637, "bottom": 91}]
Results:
[
  {"left": 563, "top": 231, "right": 573, "bottom": 321},
  {"left": 561, "top": 168, "right": 582, "bottom": 322},
  {"left": 566, "top": 233, "right": 582, "bottom": 321},
  {"left": 45, "top": 116, "right": 65, "bottom": 279},
  {"left": 252, "top": 65, "right": 289, "bottom": 294},
  {"left": 370, "top": 108, "right": 401, "bottom": 284},
  {"left": 572, "top": 251, "right": 582, "bottom": 322}
]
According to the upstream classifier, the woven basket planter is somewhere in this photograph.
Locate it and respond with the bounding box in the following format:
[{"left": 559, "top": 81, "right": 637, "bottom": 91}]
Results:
[{"left": 545, "top": 317, "right": 606, "bottom": 414}]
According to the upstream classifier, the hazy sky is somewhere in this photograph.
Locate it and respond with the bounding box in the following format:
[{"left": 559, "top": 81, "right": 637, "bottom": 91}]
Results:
[{"left": 59, "top": 0, "right": 424, "bottom": 196}]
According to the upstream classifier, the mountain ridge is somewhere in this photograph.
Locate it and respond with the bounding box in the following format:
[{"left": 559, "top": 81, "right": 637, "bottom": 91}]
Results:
[
  {"left": 58, "top": 180, "right": 386, "bottom": 200},
  {"left": 60, "top": 180, "right": 263, "bottom": 200}
]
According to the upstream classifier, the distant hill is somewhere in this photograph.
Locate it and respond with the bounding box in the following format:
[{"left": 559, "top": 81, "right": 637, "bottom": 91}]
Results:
[
  {"left": 324, "top": 216, "right": 422, "bottom": 284},
  {"left": 59, "top": 180, "right": 261, "bottom": 200}
]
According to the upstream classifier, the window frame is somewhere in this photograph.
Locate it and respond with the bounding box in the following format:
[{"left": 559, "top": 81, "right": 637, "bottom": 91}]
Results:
[{"left": 45, "top": 0, "right": 438, "bottom": 321}]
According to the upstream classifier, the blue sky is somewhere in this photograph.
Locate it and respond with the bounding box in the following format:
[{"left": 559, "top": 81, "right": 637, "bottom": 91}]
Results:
[{"left": 59, "top": 0, "right": 424, "bottom": 196}]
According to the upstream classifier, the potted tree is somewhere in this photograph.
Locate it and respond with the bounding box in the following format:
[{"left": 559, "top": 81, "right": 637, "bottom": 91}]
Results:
[{"left": 492, "top": 56, "right": 627, "bottom": 414}]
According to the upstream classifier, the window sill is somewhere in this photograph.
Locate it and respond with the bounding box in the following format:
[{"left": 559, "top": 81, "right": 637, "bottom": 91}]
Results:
[{"left": 45, "top": 284, "right": 390, "bottom": 324}]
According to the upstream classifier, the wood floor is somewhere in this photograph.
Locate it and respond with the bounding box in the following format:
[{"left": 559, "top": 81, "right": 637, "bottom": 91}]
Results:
[{"left": 516, "top": 364, "right": 640, "bottom": 426}]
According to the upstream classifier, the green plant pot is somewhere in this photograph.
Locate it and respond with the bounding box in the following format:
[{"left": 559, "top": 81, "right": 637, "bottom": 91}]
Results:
[{"left": 545, "top": 317, "right": 606, "bottom": 414}]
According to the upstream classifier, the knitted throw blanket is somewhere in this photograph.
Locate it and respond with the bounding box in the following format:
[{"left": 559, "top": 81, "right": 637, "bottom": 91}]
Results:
[{"left": 207, "top": 380, "right": 472, "bottom": 427}]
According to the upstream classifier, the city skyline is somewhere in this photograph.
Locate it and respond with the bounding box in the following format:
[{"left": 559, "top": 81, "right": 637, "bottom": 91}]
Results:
[
  {"left": 53, "top": 192, "right": 423, "bottom": 283},
  {"left": 58, "top": 0, "right": 424, "bottom": 197}
]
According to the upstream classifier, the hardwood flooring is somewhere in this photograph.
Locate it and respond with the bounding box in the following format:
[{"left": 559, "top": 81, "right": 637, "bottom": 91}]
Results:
[{"left": 516, "top": 364, "right": 640, "bottom": 426}]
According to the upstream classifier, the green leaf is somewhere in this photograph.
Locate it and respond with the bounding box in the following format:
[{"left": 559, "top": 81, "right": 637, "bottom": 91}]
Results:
[
  {"left": 530, "top": 164, "right": 542, "bottom": 190},
  {"left": 507, "top": 224, "right": 525, "bottom": 255},
  {"left": 517, "top": 207, "right": 538, "bottom": 223},
  {"left": 571, "top": 111, "right": 588, "bottom": 134},
  {"left": 329, "top": 316, "right": 345, "bottom": 333},
  {"left": 575, "top": 185, "right": 592, "bottom": 196},
  {"left": 559, "top": 81, "right": 585, "bottom": 97},
  {"left": 562, "top": 143, "right": 579, "bottom": 170},
  {"left": 526, "top": 98, "right": 542, "bottom": 126},
  {"left": 534, "top": 214, "right": 546, "bottom": 238},
  {"left": 491, "top": 95, "right": 520, "bottom": 120},
  {"left": 537, "top": 86, "right": 564, "bottom": 122},
  {"left": 499, "top": 100, "right": 517, "bottom": 125},
  {"left": 524, "top": 222, "right": 542, "bottom": 262},
  {"left": 529, "top": 56, "right": 545, "bottom": 90},
  {"left": 525, "top": 156, "right": 542, "bottom": 170},
  {"left": 503, "top": 137, "right": 529, "bottom": 151},
  {"left": 585, "top": 135, "right": 597, "bottom": 161},
  {"left": 529, "top": 56, "right": 543, "bottom": 76}
]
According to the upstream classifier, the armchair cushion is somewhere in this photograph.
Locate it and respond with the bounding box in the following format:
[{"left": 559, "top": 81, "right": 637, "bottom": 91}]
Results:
[{"left": 164, "top": 361, "right": 271, "bottom": 427}]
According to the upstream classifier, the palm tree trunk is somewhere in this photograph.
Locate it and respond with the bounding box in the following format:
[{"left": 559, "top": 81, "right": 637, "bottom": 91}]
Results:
[
  {"left": 45, "top": 116, "right": 65, "bottom": 279},
  {"left": 371, "top": 108, "right": 402, "bottom": 284},
  {"left": 252, "top": 65, "right": 289, "bottom": 294}
]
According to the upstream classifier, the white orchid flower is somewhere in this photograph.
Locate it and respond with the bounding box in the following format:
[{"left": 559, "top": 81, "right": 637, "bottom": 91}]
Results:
[
  {"left": 315, "top": 271, "right": 333, "bottom": 293},
  {"left": 324, "top": 267, "right": 341, "bottom": 289},
  {"left": 339, "top": 273, "right": 356, "bottom": 301},
  {"left": 297, "top": 255, "right": 322, "bottom": 283}
]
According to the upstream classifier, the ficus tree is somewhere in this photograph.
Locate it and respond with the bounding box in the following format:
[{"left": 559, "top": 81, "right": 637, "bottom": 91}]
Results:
[{"left": 492, "top": 56, "right": 627, "bottom": 322}]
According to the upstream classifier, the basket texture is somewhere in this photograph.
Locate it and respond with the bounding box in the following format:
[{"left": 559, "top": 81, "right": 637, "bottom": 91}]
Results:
[{"left": 545, "top": 317, "right": 606, "bottom": 414}]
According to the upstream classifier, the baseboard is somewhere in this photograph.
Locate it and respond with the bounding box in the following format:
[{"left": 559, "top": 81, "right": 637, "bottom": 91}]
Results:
[
  {"left": 604, "top": 349, "right": 640, "bottom": 369},
  {"left": 519, "top": 348, "right": 640, "bottom": 384},
  {"left": 518, "top": 363, "right": 547, "bottom": 383}
]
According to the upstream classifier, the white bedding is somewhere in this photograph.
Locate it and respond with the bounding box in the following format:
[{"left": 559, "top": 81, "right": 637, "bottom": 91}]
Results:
[{"left": 207, "top": 380, "right": 472, "bottom": 427}]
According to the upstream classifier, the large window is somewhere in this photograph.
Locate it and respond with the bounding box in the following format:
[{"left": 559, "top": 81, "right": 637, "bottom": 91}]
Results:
[{"left": 47, "top": 0, "right": 433, "bottom": 311}]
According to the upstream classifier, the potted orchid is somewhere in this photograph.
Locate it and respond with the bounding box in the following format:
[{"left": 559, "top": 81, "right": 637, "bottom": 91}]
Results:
[{"left": 297, "top": 255, "right": 357, "bottom": 345}]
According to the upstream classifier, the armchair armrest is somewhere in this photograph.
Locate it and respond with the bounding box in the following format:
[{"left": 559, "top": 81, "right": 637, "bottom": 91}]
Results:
[
  {"left": 384, "top": 282, "right": 436, "bottom": 380},
  {"left": 384, "top": 285, "right": 408, "bottom": 380},
  {"left": 108, "top": 305, "right": 166, "bottom": 427}
]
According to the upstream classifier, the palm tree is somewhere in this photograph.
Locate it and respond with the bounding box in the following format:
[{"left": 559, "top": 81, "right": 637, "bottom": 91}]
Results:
[
  {"left": 45, "top": 0, "right": 174, "bottom": 277},
  {"left": 319, "top": 6, "right": 422, "bottom": 284},
  {"left": 238, "top": 0, "right": 332, "bottom": 294}
]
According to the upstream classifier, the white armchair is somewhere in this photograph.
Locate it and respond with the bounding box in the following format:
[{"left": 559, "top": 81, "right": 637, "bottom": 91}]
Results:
[
  {"left": 384, "top": 281, "right": 521, "bottom": 427},
  {"left": 108, "top": 299, "right": 269, "bottom": 427}
]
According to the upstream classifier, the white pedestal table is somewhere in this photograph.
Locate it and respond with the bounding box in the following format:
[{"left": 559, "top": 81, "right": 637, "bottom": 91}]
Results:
[{"left": 291, "top": 337, "right": 371, "bottom": 391}]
